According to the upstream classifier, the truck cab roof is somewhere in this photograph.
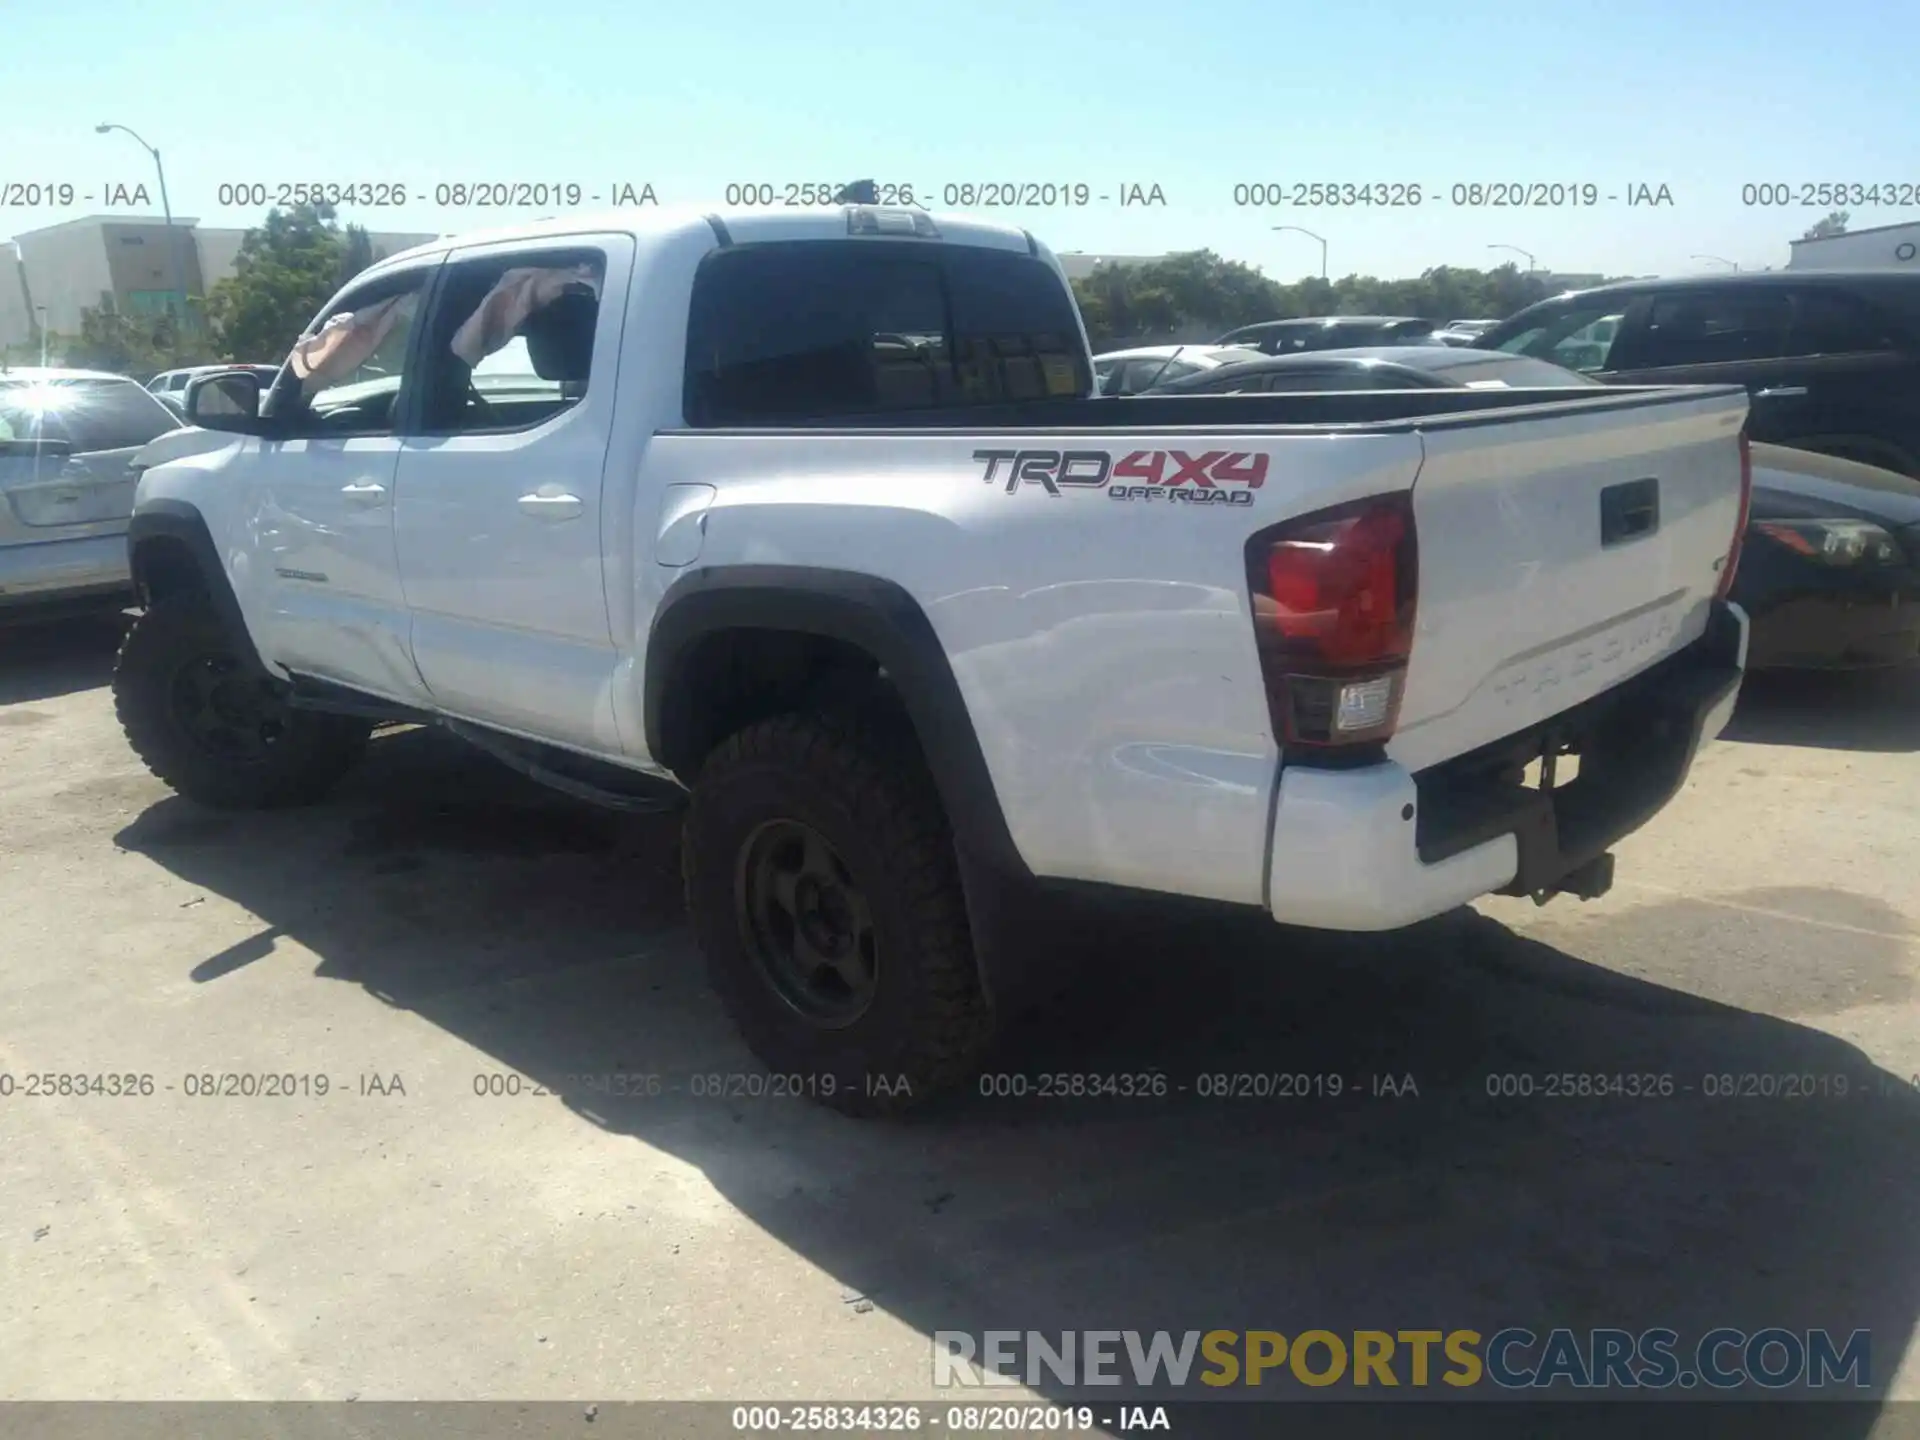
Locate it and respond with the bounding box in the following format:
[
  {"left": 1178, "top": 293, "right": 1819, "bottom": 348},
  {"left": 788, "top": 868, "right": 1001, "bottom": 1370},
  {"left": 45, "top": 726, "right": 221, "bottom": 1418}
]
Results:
[{"left": 366, "top": 205, "right": 1045, "bottom": 279}]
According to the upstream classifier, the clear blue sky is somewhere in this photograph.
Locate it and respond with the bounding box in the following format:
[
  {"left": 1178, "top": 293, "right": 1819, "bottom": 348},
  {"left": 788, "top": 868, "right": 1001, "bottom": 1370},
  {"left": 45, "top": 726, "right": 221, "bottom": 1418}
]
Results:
[{"left": 4, "top": 0, "right": 1914, "bottom": 280}]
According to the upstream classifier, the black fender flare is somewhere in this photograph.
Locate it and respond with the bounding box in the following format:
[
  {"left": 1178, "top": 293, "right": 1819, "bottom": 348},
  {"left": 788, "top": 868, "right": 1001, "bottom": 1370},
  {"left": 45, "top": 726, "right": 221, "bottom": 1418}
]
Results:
[
  {"left": 645, "top": 565, "right": 1049, "bottom": 1014},
  {"left": 125, "top": 500, "right": 265, "bottom": 670}
]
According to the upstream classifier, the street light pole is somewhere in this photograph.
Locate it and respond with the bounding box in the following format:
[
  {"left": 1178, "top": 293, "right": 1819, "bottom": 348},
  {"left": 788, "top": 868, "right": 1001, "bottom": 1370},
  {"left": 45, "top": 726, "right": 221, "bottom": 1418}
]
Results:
[
  {"left": 1691, "top": 253, "right": 1740, "bottom": 272},
  {"left": 36, "top": 307, "right": 49, "bottom": 369},
  {"left": 94, "top": 123, "right": 190, "bottom": 326},
  {"left": 1272, "top": 225, "right": 1328, "bottom": 280},
  {"left": 1487, "top": 243, "right": 1537, "bottom": 272}
]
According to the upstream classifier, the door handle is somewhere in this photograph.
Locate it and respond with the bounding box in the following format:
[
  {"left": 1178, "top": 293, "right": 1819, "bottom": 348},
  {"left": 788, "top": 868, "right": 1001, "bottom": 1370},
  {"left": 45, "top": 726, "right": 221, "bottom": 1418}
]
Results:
[
  {"left": 518, "top": 490, "right": 584, "bottom": 521},
  {"left": 1753, "top": 386, "right": 1808, "bottom": 400},
  {"left": 340, "top": 480, "right": 387, "bottom": 505}
]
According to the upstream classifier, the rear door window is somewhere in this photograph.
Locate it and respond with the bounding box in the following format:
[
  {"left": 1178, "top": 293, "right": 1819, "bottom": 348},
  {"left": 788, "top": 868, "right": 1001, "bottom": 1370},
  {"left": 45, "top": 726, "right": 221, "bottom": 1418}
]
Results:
[
  {"left": 684, "top": 241, "right": 1091, "bottom": 424},
  {"left": 411, "top": 248, "right": 606, "bottom": 434},
  {"left": 1614, "top": 290, "right": 1792, "bottom": 368},
  {"left": 1786, "top": 290, "right": 1903, "bottom": 357}
]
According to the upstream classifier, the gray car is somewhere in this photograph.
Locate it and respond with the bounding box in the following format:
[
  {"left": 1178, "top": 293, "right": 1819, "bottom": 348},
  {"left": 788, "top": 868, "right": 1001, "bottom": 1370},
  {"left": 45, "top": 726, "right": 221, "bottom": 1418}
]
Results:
[{"left": 0, "top": 369, "right": 183, "bottom": 619}]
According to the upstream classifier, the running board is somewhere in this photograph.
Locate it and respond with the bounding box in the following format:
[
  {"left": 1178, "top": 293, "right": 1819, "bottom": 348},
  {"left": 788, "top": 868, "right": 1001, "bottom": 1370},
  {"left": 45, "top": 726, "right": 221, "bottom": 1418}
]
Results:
[
  {"left": 284, "top": 673, "right": 685, "bottom": 814},
  {"left": 441, "top": 720, "right": 686, "bottom": 814}
]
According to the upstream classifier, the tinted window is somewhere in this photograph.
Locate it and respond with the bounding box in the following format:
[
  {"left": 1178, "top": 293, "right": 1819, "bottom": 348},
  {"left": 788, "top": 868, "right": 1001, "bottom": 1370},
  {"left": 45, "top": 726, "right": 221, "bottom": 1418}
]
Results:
[
  {"left": 1264, "top": 332, "right": 1319, "bottom": 354},
  {"left": 1118, "top": 357, "right": 1197, "bottom": 393},
  {"left": 1224, "top": 324, "right": 1313, "bottom": 354},
  {"left": 1371, "top": 321, "right": 1435, "bottom": 344},
  {"left": 1788, "top": 290, "right": 1903, "bottom": 357},
  {"left": 685, "top": 241, "right": 1090, "bottom": 424},
  {"left": 1620, "top": 291, "right": 1791, "bottom": 368},
  {"left": 0, "top": 379, "right": 177, "bottom": 452}
]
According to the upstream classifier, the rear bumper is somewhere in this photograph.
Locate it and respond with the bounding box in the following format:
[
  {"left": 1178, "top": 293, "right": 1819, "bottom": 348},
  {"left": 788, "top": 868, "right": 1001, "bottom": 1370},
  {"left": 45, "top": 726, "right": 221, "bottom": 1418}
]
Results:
[
  {"left": 1266, "top": 601, "right": 1747, "bottom": 931},
  {"left": 0, "top": 534, "right": 132, "bottom": 609}
]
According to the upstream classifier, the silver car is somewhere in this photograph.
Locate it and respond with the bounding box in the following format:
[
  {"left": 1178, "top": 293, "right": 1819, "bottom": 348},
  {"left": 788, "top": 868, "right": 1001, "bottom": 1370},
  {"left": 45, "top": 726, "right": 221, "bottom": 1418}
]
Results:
[{"left": 0, "top": 369, "right": 183, "bottom": 618}]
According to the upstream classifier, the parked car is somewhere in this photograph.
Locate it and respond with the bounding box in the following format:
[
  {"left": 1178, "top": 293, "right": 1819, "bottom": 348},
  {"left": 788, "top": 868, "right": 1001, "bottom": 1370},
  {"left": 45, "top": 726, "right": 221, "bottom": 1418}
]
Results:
[
  {"left": 147, "top": 364, "right": 280, "bottom": 406},
  {"left": 1431, "top": 319, "right": 1502, "bottom": 346},
  {"left": 117, "top": 204, "right": 1748, "bottom": 1113},
  {"left": 0, "top": 368, "right": 200, "bottom": 619},
  {"left": 1147, "top": 345, "right": 1603, "bottom": 393},
  {"left": 1092, "top": 344, "right": 1263, "bottom": 395},
  {"left": 1215, "top": 316, "right": 1436, "bottom": 354},
  {"left": 1477, "top": 270, "right": 1920, "bottom": 478},
  {"left": 1154, "top": 346, "right": 1920, "bottom": 671},
  {"left": 1739, "top": 444, "right": 1920, "bottom": 669}
]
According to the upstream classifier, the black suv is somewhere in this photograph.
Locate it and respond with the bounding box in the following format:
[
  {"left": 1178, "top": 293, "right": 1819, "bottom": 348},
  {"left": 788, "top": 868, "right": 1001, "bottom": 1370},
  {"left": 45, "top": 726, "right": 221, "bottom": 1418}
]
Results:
[{"left": 1479, "top": 270, "right": 1920, "bottom": 477}]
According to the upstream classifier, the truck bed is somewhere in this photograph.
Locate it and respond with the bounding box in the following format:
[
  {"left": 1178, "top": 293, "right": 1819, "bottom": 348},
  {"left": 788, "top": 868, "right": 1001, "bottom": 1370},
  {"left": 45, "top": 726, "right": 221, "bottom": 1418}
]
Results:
[{"left": 650, "top": 381, "right": 1751, "bottom": 904}]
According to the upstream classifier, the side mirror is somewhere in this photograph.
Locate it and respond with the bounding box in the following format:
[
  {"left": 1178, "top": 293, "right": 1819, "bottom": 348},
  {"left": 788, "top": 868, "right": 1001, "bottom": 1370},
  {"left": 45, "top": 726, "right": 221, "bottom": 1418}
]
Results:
[{"left": 184, "top": 371, "right": 265, "bottom": 433}]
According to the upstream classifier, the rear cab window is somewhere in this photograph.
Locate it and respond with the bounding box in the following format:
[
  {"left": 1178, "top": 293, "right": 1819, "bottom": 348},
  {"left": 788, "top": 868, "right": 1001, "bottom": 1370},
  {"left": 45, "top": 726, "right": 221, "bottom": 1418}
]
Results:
[{"left": 683, "top": 241, "right": 1091, "bottom": 425}]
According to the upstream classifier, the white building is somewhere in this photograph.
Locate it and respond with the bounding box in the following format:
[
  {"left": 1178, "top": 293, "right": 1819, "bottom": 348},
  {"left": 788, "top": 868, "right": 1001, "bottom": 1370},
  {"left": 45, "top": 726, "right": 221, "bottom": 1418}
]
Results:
[
  {"left": 1788, "top": 220, "right": 1920, "bottom": 271},
  {"left": 1, "top": 215, "right": 439, "bottom": 351}
]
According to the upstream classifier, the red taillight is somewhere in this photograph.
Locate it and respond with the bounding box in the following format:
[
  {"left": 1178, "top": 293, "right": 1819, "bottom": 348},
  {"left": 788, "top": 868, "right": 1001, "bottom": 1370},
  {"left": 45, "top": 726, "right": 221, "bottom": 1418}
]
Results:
[
  {"left": 1246, "top": 492, "right": 1418, "bottom": 748},
  {"left": 1717, "top": 429, "right": 1753, "bottom": 599}
]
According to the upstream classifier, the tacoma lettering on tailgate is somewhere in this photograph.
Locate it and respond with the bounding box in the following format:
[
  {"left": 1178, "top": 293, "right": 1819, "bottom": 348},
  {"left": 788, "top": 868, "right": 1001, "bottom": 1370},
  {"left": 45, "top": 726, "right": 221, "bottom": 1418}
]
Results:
[
  {"left": 1488, "top": 602, "right": 1682, "bottom": 708},
  {"left": 973, "top": 448, "right": 1268, "bottom": 504}
]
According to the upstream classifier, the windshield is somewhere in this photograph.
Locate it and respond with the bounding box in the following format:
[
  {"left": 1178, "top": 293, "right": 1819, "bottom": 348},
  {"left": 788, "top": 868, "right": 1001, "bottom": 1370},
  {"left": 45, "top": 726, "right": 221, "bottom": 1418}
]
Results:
[
  {"left": 1492, "top": 303, "right": 1630, "bottom": 372},
  {"left": 1417, "top": 352, "right": 1600, "bottom": 387}
]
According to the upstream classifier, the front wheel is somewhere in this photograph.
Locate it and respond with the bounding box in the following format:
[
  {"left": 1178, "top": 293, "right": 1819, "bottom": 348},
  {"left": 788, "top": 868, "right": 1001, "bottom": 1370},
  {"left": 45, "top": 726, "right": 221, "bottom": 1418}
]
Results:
[
  {"left": 682, "top": 710, "right": 995, "bottom": 1116},
  {"left": 114, "top": 595, "right": 370, "bottom": 809}
]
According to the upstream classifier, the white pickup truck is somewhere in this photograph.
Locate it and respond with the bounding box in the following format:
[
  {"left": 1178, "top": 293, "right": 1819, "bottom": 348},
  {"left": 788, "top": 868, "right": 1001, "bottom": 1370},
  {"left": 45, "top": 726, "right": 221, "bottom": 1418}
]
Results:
[{"left": 117, "top": 204, "right": 1752, "bottom": 1114}]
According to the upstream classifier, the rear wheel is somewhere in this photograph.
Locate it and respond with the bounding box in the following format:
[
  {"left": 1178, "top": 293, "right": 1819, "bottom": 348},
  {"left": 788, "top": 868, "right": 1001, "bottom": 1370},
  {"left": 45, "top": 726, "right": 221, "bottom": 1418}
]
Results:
[
  {"left": 114, "top": 595, "right": 370, "bottom": 809},
  {"left": 682, "top": 709, "right": 994, "bottom": 1116}
]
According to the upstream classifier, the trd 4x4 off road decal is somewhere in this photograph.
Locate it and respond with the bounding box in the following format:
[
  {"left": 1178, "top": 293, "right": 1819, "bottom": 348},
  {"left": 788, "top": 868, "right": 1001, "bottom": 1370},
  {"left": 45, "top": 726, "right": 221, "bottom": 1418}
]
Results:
[{"left": 973, "top": 448, "right": 1268, "bottom": 505}]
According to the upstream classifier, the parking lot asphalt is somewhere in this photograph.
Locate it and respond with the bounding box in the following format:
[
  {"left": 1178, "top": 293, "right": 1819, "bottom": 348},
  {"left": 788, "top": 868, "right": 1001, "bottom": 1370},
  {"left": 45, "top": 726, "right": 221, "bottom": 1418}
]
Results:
[{"left": 2, "top": 615, "right": 1918, "bottom": 1413}]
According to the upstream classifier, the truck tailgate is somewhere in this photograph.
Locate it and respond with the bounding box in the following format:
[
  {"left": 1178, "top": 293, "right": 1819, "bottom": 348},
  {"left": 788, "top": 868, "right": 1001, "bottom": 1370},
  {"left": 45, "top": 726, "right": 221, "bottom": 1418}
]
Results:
[{"left": 1390, "top": 386, "right": 1749, "bottom": 774}]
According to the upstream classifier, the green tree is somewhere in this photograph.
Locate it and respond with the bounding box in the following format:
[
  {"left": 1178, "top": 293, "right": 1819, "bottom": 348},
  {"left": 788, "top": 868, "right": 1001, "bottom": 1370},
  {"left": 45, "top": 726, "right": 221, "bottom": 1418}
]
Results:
[
  {"left": 1801, "top": 211, "right": 1849, "bottom": 241},
  {"left": 200, "top": 201, "right": 378, "bottom": 364},
  {"left": 1070, "top": 253, "right": 1614, "bottom": 351},
  {"left": 45, "top": 305, "right": 216, "bottom": 377}
]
